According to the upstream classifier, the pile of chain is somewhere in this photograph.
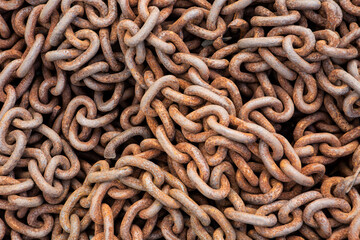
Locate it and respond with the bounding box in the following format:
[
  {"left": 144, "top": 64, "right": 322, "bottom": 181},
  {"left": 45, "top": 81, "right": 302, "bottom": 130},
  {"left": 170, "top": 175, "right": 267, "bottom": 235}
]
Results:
[{"left": 4, "top": 0, "right": 360, "bottom": 239}]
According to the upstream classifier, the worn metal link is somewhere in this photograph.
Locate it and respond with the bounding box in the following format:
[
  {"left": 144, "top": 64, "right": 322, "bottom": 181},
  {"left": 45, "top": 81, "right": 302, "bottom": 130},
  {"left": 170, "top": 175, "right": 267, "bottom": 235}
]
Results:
[{"left": 2, "top": 0, "right": 360, "bottom": 238}]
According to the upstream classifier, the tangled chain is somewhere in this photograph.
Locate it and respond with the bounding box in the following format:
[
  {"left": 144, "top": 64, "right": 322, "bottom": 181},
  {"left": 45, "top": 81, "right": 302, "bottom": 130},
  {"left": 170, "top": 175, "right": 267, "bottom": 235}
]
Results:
[{"left": 3, "top": 0, "right": 360, "bottom": 239}]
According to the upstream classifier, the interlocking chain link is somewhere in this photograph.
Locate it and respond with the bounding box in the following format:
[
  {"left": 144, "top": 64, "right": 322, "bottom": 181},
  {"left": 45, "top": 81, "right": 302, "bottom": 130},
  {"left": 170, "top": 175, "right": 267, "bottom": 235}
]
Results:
[{"left": 1, "top": 0, "right": 360, "bottom": 239}]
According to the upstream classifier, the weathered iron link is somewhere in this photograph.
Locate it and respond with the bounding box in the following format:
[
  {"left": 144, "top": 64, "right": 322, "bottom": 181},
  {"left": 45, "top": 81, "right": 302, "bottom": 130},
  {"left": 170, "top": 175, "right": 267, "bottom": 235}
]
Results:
[{"left": 2, "top": 0, "right": 360, "bottom": 239}]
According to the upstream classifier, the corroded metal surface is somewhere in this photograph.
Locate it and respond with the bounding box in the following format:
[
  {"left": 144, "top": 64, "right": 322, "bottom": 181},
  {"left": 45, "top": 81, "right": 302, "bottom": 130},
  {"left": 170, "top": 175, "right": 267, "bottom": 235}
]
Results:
[{"left": 1, "top": 0, "right": 360, "bottom": 239}]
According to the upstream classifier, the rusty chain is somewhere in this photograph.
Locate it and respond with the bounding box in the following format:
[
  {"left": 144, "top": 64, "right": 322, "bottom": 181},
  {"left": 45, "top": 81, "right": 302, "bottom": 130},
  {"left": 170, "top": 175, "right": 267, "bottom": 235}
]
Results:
[{"left": 1, "top": 0, "right": 360, "bottom": 239}]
